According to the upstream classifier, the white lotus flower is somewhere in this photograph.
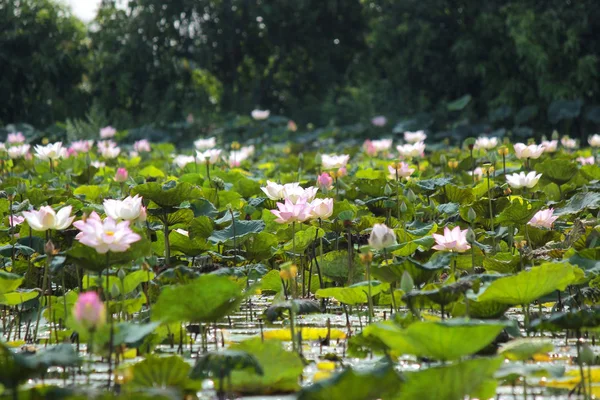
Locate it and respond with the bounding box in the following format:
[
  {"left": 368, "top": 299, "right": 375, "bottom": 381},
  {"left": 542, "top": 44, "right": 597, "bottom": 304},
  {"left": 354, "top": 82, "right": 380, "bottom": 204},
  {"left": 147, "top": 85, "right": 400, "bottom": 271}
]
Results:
[
  {"left": 196, "top": 149, "right": 222, "bottom": 165},
  {"left": 368, "top": 224, "right": 397, "bottom": 250},
  {"left": 397, "top": 142, "right": 425, "bottom": 158},
  {"left": 588, "top": 134, "right": 600, "bottom": 148},
  {"left": 404, "top": 130, "right": 427, "bottom": 143},
  {"left": 22, "top": 205, "right": 74, "bottom": 231},
  {"left": 173, "top": 155, "right": 195, "bottom": 168},
  {"left": 321, "top": 154, "right": 350, "bottom": 169},
  {"left": 251, "top": 109, "right": 270, "bottom": 120},
  {"left": 194, "top": 137, "right": 216, "bottom": 150},
  {"left": 505, "top": 171, "right": 542, "bottom": 189},
  {"left": 513, "top": 143, "right": 544, "bottom": 159},
  {"left": 561, "top": 137, "right": 577, "bottom": 149},
  {"left": 103, "top": 195, "right": 146, "bottom": 222},
  {"left": 474, "top": 137, "right": 498, "bottom": 150},
  {"left": 7, "top": 144, "right": 30, "bottom": 159},
  {"left": 34, "top": 142, "right": 67, "bottom": 161},
  {"left": 541, "top": 140, "right": 558, "bottom": 152}
]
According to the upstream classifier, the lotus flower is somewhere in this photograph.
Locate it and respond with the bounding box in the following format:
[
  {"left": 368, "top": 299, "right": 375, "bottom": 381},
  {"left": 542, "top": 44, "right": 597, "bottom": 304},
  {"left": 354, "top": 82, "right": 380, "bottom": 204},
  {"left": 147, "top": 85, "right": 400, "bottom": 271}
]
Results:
[
  {"left": 34, "top": 142, "right": 67, "bottom": 161},
  {"left": 261, "top": 180, "right": 285, "bottom": 200},
  {"left": 8, "top": 215, "right": 24, "bottom": 227},
  {"left": 388, "top": 162, "right": 415, "bottom": 179},
  {"left": 73, "top": 212, "right": 141, "bottom": 253},
  {"left": 371, "top": 116, "right": 387, "bottom": 127},
  {"left": 368, "top": 224, "right": 397, "bottom": 250},
  {"left": 287, "top": 120, "right": 298, "bottom": 131},
  {"left": 309, "top": 198, "right": 334, "bottom": 220},
  {"left": 561, "top": 137, "right": 577, "bottom": 149},
  {"left": 7, "top": 132, "right": 25, "bottom": 144},
  {"left": 100, "top": 126, "right": 117, "bottom": 139},
  {"left": 196, "top": 149, "right": 222, "bottom": 165},
  {"left": 577, "top": 156, "right": 595, "bottom": 165},
  {"left": 282, "top": 184, "right": 318, "bottom": 204},
  {"left": 73, "top": 292, "right": 106, "bottom": 331},
  {"left": 321, "top": 154, "right": 350, "bottom": 169},
  {"left": 98, "top": 140, "right": 121, "bottom": 159},
  {"left": 134, "top": 139, "right": 151, "bottom": 153},
  {"left": 240, "top": 145, "right": 255, "bottom": 157},
  {"left": 588, "top": 134, "right": 600, "bottom": 148},
  {"left": 469, "top": 167, "right": 484, "bottom": 181},
  {"left": 404, "top": 130, "right": 427, "bottom": 143},
  {"left": 0, "top": 143, "right": 5, "bottom": 152},
  {"left": 270, "top": 198, "right": 312, "bottom": 223},
  {"left": 432, "top": 226, "right": 471, "bottom": 252},
  {"left": 103, "top": 195, "right": 146, "bottom": 222},
  {"left": 226, "top": 150, "right": 250, "bottom": 167},
  {"left": 513, "top": 143, "right": 544, "bottom": 159},
  {"left": 541, "top": 140, "right": 558, "bottom": 152},
  {"left": 372, "top": 139, "right": 393, "bottom": 153},
  {"left": 70, "top": 140, "right": 94, "bottom": 154},
  {"left": 173, "top": 155, "right": 195, "bottom": 169},
  {"left": 505, "top": 171, "right": 542, "bottom": 189},
  {"left": 194, "top": 137, "right": 216, "bottom": 150},
  {"left": 397, "top": 142, "right": 425, "bottom": 158},
  {"left": 114, "top": 168, "right": 128, "bottom": 182},
  {"left": 528, "top": 209, "right": 559, "bottom": 229},
  {"left": 317, "top": 173, "right": 334, "bottom": 190},
  {"left": 251, "top": 109, "right": 270, "bottom": 120},
  {"left": 363, "top": 140, "right": 377, "bottom": 156},
  {"left": 22, "top": 205, "right": 74, "bottom": 231},
  {"left": 7, "top": 144, "right": 30, "bottom": 159},
  {"left": 91, "top": 161, "right": 106, "bottom": 169},
  {"left": 474, "top": 137, "right": 498, "bottom": 150}
]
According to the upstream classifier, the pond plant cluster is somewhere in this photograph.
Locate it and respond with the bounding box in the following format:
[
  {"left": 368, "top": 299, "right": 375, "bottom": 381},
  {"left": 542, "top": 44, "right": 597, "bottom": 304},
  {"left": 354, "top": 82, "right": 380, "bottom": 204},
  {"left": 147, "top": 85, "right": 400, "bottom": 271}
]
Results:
[{"left": 1, "top": 118, "right": 600, "bottom": 400}]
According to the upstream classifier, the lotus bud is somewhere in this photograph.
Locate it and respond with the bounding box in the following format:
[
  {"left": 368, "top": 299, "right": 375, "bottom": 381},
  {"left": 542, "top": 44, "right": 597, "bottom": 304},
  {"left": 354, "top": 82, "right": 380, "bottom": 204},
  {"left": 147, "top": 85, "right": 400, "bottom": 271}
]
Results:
[
  {"left": 406, "top": 189, "right": 417, "bottom": 203},
  {"left": 231, "top": 141, "right": 241, "bottom": 150},
  {"left": 448, "top": 159, "right": 459, "bottom": 169},
  {"left": 552, "top": 130, "right": 559, "bottom": 140},
  {"left": 368, "top": 223, "right": 397, "bottom": 250},
  {"left": 384, "top": 184, "right": 393, "bottom": 196},
  {"left": 466, "top": 227, "right": 476, "bottom": 243},
  {"left": 73, "top": 291, "right": 106, "bottom": 331},
  {"left": 400, "top": 202, "right": 408, "bottom": 213},
  {"left": 111, "top": 283, "right": 120, "bottom": 298},
  {"left": 114, "top": 168, "right": 128, "bottom": 183},
  {"left": 467, "top": 207, "right": 477, "bottom": 222},
  {"left": 580, "top": 343, "right": 595, "bottom": 366},
  {"left": 118, "top": 268, "right": 126, "bottom": 281},
  {"left": 400, "top": 271, "right": 414, "bottom": 293},
  {"left": 45, "top": 240, "right": 56, "bottom": 256}
]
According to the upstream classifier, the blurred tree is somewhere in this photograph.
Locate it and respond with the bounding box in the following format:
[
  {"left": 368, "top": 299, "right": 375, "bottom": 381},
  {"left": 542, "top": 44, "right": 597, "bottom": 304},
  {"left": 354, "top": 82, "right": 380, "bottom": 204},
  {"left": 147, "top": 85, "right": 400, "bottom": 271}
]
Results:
[{"left": 0, "top": 0, "right": 88, "bottom": 126}]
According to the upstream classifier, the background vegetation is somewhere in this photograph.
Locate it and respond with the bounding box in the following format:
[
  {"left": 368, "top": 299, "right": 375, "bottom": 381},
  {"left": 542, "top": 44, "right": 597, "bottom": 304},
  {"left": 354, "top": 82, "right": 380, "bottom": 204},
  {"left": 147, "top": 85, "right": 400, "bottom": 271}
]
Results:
[{"left": 2, "top": 0, "right": 600, "bottom": 141}]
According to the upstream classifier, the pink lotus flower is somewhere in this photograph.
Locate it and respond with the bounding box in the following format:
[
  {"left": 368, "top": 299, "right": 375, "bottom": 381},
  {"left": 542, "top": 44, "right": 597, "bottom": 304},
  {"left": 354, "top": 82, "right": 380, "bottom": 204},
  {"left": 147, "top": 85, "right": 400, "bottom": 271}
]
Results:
[
  {"left": 541, "top": 140, "right": 558, "bottom": 152},
  {"left": 134, "top": 139, "right": 151, "bottom": 153},
  {"left": 7, "top": 132, "right": 25, "bottom": 144},
  {"left": 337, "top": 167, "right": 348, "bottom": 177},
  {"left": 528, "top": 209, "right": 559, "bottom": 229},
  {"left": 73, "top": 212, "right": 141, "bottom": 253},
  {"left": 22, "top": 205, "right": 74, "bottom": 231},
  {"left": 577, "top": 156, "right": 595, "bottom": 166},
  {"left": 8, "top": 215, "right": 24, "bottom": 227},
  {"left": 432, "top": 226, "right": 471, "bottom": 253},
  {"left": 287, "top": 120, "right": 298, "bottom": 132},
  {"left": 388, "top": 162, "right": 415, "bottom": 179},
  {"left": 309, "top": 198, "right": 334, "bottom": 220},
  {"left": 100, "top": 126, "right": 117, "bottom": 139},
  {"left": 70, "top": 140, "right": 94, "bottom": 154},
  {"left": 281, "top": 183, "right": 318, "bottom": 204},
  {"left": 397, "top": 142, "right": 425, "bottom": 158},
  {"left": 513, "top": 143, "right": 544, "bottom": 159},
  {"left": 469, "top": 167, "right": 484, "bottom": 181},
  {"left": 114, "top": 168, "right": 128, "bottom": 182},
  {"left": 73, "top": 292, "right": 106, "bottom": 331},
  {"left": 270, "top": 198, "right": 312, "bottom": 223},
  {"left": 371, "top": 116, "right": 387, "bottom": 127},
  {"left": 363, "top": 140, "right": 377, "bottom": 156},
  {"left": 317, "top": 173, "right": 334, "bottom": 190},
  {"left": 368, "top": 224, "right": 397, "bottom": 250}
]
